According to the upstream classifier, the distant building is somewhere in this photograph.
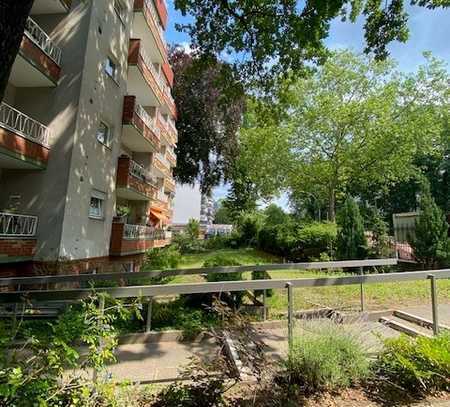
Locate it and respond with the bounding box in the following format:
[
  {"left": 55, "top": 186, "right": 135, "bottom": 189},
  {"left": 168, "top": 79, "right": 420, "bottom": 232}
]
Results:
[{"left": 200, "top": 193, "right": 215, "bottom": 225}]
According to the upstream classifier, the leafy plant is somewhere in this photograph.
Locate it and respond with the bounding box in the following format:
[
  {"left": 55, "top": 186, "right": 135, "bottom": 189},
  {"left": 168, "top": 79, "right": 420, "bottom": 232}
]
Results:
[
  {"left": 374, "top": 333, "right": 450, "bottom": 395},
  {"left": 145, "top": 245, "right": 181, "bottom": 270},
  {"left": 410, "top": 184, "right": 450, "bottom": 269},
  {"left": 336, "top": 197, "right": 367, "bottom": 260},
  {"left": 285, "top": 322, "right": 370, "bottom": 392}
]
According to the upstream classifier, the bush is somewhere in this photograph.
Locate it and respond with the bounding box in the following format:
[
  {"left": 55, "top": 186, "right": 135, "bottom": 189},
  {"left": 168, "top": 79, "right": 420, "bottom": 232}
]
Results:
[
  {"left": 297, "top": 222, "right": 337, "bottom": 259},
  {"left": 145, "top": 246, "right": 180, "bottom": 270},
  {"left": 285, "top": 323, "right": 370, "bottom": 392},
  {"left": 172, "top": 232, "right": 205, "bottom": 254},
  {"left": 236, "top": 211, "right": 264, "bottom": 246},
  {"left": 374, "top": 333, "right": 450, "bottom": 395}
]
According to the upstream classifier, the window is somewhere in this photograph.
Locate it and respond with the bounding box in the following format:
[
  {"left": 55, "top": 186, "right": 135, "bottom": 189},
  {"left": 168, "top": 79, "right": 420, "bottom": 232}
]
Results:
[
  {"left": 114, "top": 0, "right": 126, "bottom": 25},
  {"left": 89, "top": 190, "right": 106, "bottom": 219},
  {"left": 105, "top": 56, "right": 118, "bottom": 82},
  {"left": 96, "top": 121, "right": 112, "bottom": 147}
]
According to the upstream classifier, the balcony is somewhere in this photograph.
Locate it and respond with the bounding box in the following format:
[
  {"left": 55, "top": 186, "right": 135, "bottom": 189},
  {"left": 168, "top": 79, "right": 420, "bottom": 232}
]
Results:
[
  {"left": 31, "top": 0, "right": 71, "bottom": 14},
  {"left": 152, "top": 152, "right": 171, "bottom": 178},
  {"left": 128, "top": 39, "right": 165, "bottom": 107},
  {"left": 161, "top": 82, "right": 177, "bottom": 119},
  {"left": 122, "top": 96, "right": 160, "bottom": 152},
  {"left": 110, "top": 223, "right": 169, "bottom": 255},
  {"left": 163, "top": 177, "right": 176, "bottom": 193},
  {"left": 9, "top": 18, "right": 62, "bottom": 87},
  {"left": 0, "top": 103, "right": 51, "bottom": 169},
  {"left": 0, "top": 212, "right": 38, "bottom": 263},
  {"left": 116, "top": 156, "right": 158, "bottom": 201},
  {"left": 132, "top": 0, "right": 168, "bottom": 64},
  {"left": 166, "top": 148, "right": 176, "bottom": 168}
]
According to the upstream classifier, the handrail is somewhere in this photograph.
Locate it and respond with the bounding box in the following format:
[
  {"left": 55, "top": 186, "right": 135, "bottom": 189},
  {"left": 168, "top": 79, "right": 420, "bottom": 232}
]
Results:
[
  {"left": 24, "top": 17, "right": 62, "bottom": 65},
  {"left": 0, "top": 212, "right": 38, "bottom": 237},
  {"left": 0, "top": 103, "right": 51, "bottom": 147},
  {"left": 139, "top": 46, "right": 166, "bottom": 95},
  {"left": 134, "top": 104, "right": 160, "bottom": 140},
  {"left": 0, "top": 259, "right": 397, "bottom": 287},
  {"left": 2, "top": 267, "right": 450, "bottom": 303},
  {"left": 143, "top": 0, "right": 167, "bottom": 53},
  {"left": 129, "top": 159, "right": 158, "bottom": 187}
]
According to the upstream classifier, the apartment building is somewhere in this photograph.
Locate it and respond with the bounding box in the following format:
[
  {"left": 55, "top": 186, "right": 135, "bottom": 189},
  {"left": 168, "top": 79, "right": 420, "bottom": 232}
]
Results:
[{"left": 0, "top": 0, "right": 177, "bottom": 275}]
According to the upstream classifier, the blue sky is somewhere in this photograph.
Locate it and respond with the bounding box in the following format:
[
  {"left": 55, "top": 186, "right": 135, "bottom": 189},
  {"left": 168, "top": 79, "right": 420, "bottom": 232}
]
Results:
[{"left": 165, "top": 1, "right": 450, "bottom": 207}]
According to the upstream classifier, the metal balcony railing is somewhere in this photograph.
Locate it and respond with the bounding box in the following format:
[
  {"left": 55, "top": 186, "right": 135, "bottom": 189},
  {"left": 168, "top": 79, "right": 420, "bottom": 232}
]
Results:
[
  {"left": 143, "top": 0, "right": 167, "bottom": 53},
  {"left": 24, "top": 17, "right": 62, "bottom": 65},
  {"left": 0, "top": 212, "right": 38, "bottom": 238},
  {"left": 134, "top": 104, "right": 160, "bottom": 139},
  {"left": 123, "top": 224, "right": 165, "bottom": 240},
  {"left": 139, "top": 46, "right": 166, "bottom": 97},
  {"left": 129, "top": 159, "right": 158, "bottom": 187},
  {"left": 0, "top": 103, "right": 51, "bottom": 147}
]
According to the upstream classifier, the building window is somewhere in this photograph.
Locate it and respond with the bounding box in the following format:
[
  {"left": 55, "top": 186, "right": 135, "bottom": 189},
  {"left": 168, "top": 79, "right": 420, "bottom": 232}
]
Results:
[
  {"left": 114, "top": 0, "right": 126, "bottom": 24},
  {"left": 105, "top": 56, "right": 118, "bottom": 82},
  {"left": 89, "top": 190, "right": 106, "bottom": 219},
  {"left": 96, "top": 121, "right": 112, "bottom": 147}
]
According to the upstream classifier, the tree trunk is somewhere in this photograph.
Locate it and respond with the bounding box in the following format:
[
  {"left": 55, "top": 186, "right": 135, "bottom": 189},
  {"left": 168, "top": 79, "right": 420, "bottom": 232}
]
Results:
[
  {"left": 328, "top": 187, "right": 336, "bottom": 222},
  {"left": 0, "top": 0, "right": 34, "bottom": 103}
]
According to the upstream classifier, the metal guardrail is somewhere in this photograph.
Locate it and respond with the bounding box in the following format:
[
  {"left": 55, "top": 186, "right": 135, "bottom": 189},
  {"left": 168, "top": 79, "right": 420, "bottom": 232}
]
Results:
[
  {"left": 143, "top": 0, "right": 167, "bottom": 52},
  {"left": 129, "top": 159, "right": 158, "bottom": 188},
  {"left": 0, "top": 259, "right": 397, "bottom": 288},
  {"left": 134, "top": 104, "right": 160, "bottom": 140},
  {"left": 25, "top": 17, "right": 62, "bottom": 65},
  {"left": 0, "top": 212, "right": 38, "bottom": 238},
  {"left": 0, "top": 103, "right": 51, "bottom": 147},
  {"left": 139, "top": 46, "right": 166, "bottom": 96}
]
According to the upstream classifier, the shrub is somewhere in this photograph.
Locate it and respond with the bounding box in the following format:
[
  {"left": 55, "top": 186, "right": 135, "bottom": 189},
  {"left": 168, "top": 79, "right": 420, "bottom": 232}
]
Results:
[
  {"left": 336, "top": 197, "right": 367, "bottom": 260},
  {"left": 172, "top": 232, "right": 205, "bottom": 254},
  {"left": 186, "top": 218, "right": 201, "bottom": 239},
  {"left": 145, "top": 245, "right": 180, "bottom": 270},
  {"left": 285, "top": 323, "right": 370, "bottom": 392},
  {"left": 297, "top": 222, "right": 337, "bottom": 259},
  {"left": 410, "top": 185, "right": 450, "bottom": 269},
  {"left": 236, "top": 211, "right": 264, "bottom": 246},
  {"left": 374, "top": 333, "right": 450, "bottom": 395}
]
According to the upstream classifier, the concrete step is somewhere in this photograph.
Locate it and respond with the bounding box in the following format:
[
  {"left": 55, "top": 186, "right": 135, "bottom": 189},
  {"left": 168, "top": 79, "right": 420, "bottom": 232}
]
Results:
[
  {"left": 379, "top": 316, "right": 433, "bottom": 338},
  {"left": 393, "top": 310, "right": 450, "bottom": 332}
]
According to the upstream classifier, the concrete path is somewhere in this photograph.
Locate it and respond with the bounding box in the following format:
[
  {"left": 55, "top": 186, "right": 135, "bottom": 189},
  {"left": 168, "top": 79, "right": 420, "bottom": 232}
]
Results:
[
  {"left": 399, "top": 304, "right": 450, "bottom": 326},
  {"left": 102, "top": 336, "right": 220, "bottom": 383}
]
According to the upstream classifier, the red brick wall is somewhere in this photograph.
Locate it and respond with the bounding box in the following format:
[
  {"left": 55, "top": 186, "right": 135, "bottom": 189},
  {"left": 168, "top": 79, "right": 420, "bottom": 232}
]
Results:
[
  {"left": 0, "top": 239, "right": 36, "bottom": 258},
  {"left": 110, "top": 222, "right": 156, "bottom": 255},
  {"left": 128, "top": 39, "right": 140, "bottom": 65},
  {"left": 116, "top": 156, "right": 156, "bottom": 199},
  {"left": 20, "top": 36, "right": 61, "bottom": 83},
  {"left": 116, "top": 155, "right": 131, "bottom": 187},
  {"left": 0, "top": 127, "right": 49, "bottom": 166},
  {"left": 132, "top": 111, "right": 161, "bottom": 149}
]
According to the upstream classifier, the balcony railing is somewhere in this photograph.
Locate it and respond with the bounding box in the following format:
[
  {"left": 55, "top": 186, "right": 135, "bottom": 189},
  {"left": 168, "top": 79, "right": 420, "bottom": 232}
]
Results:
[
  {"left": 0, "top": 103, "right": 51, "bottom": 147},
  {"left": 143, "top": 0, "right": 167, "bottom": 53},
  {"left": 0, "top": 212, "right": 38, "bottom": 238},
  {"left": 25, "top": 17, "right": 62, "bottom": 65},
  {"left": 129, "top": 159, "right": 158, "bottom": 187},
  {"left": 139, "top": 45, "right": 166, "bottom": 95},
  {"left": 134, "top": 104, "right": 160, "bottom": 140},
  {"left": 123, "top": 224, "right": 166, "bottom": 240}
]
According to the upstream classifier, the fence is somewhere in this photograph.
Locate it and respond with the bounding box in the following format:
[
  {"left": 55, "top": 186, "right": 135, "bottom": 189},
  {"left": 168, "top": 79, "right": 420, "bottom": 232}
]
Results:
[
  {"left": 0, "top": 212, "right": 38, "bottom": 237},
  {"left": 0, "top": 261, "right": 449, "bottom": 342}
]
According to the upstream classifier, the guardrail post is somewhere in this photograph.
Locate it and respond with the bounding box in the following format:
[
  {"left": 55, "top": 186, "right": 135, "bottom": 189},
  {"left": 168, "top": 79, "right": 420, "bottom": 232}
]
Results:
[
  {"left": 287, "top": 282, "right": 294, "bottom": 348},
  {"left": 263, "top": 289, "right": 267, "bottom": 321},
  {"left": 359, "top": 266, "right": 365, "bottom": 312},
  {"left": 428, "top": 275, "right": 439, "bottom": 336},
  {"left": 145, "top": 297, "right": 153, "bottom": 333}
]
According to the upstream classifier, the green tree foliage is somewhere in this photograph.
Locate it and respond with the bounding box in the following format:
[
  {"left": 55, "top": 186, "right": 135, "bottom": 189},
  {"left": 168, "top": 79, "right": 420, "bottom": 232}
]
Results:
[
  {"left": 186, "top": 218, "right": 201, "bottom": 239},
  {"left": 364, "top": 206, "right": 392, "bottom": 258},
  {"left": 173, "top": 0, "right": 448, "bottom": 85},
  {"left": 410, "top": 185, "right": 450, "bottom": 268},
  {"left": 263, "top": 204, "right": 287, "bottom": 226},
  {"left": 239, "top": 51, "right": 449, "bottom": 220},
  {"left": 170, "top": 49, "right": 245, "bottom": 192},
  {"left": 336, "top": 197, "right": 367, "bottom": 260},
  {"left": 213, "top": 199, "right": 233, "bottom": 224}
]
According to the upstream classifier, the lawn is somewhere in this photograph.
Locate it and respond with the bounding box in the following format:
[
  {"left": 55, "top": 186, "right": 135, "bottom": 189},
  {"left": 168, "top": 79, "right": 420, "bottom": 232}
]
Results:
[{"left": 168, "top": 248, "right": 450, "bottom": 313}]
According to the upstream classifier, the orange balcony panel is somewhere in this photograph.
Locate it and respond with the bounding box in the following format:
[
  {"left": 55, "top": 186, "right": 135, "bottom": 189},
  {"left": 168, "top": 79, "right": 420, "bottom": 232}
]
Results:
[
  {"left": 133, "top": 0, "right": 168, "bottom": 63},
  {"left": 161, "top": 63, "right": 173, "bottom": 87},
  {"left": 153, "top": 0, "right": 168, "bottom": 29},
  {"left": 116, "top": 156, "right": 157, "bottom": 201},
  {"left": 128, "top": 39, "right": 165, "bottom": 106},
  {"left": 164, "top": 177, "right": 175, "bottom": 193},
  {"left": 0, "top": 127, "right": 49, "bottom": 169},
  {"left": 0, "top": 239, "right": 37, "bottom": 262},
  {"left": 122, "top": 96, "right": 160, "bottom": 152}
]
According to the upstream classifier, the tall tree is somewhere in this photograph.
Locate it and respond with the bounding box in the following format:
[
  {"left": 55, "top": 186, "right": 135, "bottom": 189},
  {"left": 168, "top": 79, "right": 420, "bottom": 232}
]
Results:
[
  {"left": 170, "top": 49, "right": 245, "bottom": 192},
  {"left": 174, "top": 0, "right": 448, "bottom": 85},
  {"left": 239, "top": 51, "right": 448, "bottom": 221},
  {"left": 0, "top": 0, "right": 34, "bottom": 102},
  {"left": 410, "top": 185, "right": 450, "bottom": 269},
  {"left": 336, "top": 197, "right": 368, "bottom": 260}
]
